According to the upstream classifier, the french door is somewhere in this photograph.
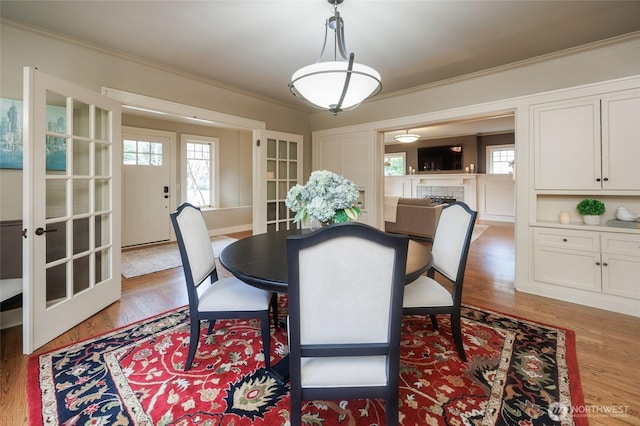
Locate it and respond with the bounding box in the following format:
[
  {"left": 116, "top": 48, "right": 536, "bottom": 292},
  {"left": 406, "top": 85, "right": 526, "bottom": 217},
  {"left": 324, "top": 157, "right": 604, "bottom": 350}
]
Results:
[
  {"left": 253, "top": 130, "right": 303, "bottom": 234},
  {"left": 22, "top": 67, "right": 122, "bottom": 354}
]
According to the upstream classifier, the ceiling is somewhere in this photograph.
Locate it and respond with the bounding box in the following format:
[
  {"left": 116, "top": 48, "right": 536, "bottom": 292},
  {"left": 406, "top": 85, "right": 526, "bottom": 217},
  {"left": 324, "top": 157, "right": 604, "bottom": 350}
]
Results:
[{"left": 2, "top": 0, "right": 640, "bottom": 138}]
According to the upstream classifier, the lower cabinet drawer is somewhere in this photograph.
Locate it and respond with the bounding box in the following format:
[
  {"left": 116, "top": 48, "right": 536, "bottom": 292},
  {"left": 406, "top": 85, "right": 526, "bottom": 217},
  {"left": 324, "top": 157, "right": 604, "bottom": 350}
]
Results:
[
  {"left": 534, "top": 246, "right": 601, "bottom": 292},
  {"left": 533, "top": 228, "right": 599, "bottom": 251},
  {"left": 602, "top": 233, "right": 640, "bottom": 257}
]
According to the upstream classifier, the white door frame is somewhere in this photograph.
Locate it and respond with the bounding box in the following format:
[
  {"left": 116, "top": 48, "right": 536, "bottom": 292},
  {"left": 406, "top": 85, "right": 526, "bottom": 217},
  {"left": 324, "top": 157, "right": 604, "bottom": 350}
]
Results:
[{"left": 102, "top": 88, "right": 266, "bottom": 237}]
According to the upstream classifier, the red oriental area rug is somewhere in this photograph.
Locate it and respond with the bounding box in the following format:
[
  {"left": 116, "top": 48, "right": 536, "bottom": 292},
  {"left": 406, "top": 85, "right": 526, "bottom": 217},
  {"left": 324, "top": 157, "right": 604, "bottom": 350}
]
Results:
[{"left": 28, "top": 302, "right": 586, "bottom": 425}]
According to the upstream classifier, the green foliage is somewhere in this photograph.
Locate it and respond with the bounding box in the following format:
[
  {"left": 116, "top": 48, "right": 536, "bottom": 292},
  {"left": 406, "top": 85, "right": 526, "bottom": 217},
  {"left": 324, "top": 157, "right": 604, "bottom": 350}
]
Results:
[{"left": 576, "top": 198, "right": 606, "bottom": 216}]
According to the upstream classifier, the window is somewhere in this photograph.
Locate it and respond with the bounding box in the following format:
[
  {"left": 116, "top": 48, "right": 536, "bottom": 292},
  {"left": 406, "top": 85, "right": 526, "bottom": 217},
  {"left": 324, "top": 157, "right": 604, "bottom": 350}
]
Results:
[
  {"left": 182, "top": 134, "right": 218, "bottom": 207},
  {"left": 487, "top": 145, "right": 515, "bottom": 174},
  {"left": 123, "top": 139, "right": 163, "bottom": 166},
  {"left": 384, "top": 152, "right": 406, "bottom": 176}
]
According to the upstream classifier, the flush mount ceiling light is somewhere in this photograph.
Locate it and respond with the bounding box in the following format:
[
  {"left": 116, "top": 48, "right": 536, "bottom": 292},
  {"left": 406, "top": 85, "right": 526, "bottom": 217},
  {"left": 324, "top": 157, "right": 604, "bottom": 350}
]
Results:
[
  {"left": 394, "top": 130, "right": 420, "bottom": 143},
  {"left": 289, "top": 0, "right": 381, "bottom": 115}
]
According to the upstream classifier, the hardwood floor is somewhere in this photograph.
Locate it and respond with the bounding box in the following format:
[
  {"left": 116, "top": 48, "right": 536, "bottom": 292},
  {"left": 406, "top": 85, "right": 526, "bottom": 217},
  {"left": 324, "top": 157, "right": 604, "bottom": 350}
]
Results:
[{"left": 1, "top": 222, "right": 639, "bottom": 425}]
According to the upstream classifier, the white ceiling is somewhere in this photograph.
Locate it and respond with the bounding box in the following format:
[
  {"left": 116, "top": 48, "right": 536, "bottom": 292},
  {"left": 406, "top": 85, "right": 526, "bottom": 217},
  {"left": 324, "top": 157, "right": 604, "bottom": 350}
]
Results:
[{"left": 2, "top": 0, "right": 640, "bottom": 138}]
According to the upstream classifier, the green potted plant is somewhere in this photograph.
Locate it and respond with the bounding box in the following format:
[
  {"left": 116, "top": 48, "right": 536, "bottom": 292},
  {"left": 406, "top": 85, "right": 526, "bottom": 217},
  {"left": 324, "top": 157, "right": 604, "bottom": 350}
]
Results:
[{"left": 576, "top": 198, "right": 606, "bottom": 225}]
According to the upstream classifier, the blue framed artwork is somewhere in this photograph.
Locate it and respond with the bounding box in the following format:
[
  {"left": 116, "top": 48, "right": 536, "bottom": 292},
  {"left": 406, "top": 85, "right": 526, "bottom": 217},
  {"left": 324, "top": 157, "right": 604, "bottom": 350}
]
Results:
[
  {"left": 0, "top": 97, "right": 67, "bottom": 170},
  {"left": 0, "top": 97, "right": 23, "bottom": 169}
]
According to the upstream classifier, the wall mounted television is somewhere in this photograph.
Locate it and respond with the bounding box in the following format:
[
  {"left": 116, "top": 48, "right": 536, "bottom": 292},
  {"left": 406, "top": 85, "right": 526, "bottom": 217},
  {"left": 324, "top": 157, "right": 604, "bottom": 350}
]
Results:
[{"left": 417, "top": 145, "right": 463, "bottom": 171}]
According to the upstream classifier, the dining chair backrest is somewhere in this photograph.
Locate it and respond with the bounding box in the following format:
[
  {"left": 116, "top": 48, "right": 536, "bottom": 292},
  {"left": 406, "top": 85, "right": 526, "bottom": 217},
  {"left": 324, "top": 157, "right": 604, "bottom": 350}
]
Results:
[
  {"left": 170, "top": 203, "right": 217, "bottom": 298},
  {"left": 294, "top": 232, "right": 404, "bottom": 346},
  {"left": 286, "top": 222, "right": 409, "bottom": 426},
  {"left": 431, "top": 201, "right": 477, "bottom": 284}
]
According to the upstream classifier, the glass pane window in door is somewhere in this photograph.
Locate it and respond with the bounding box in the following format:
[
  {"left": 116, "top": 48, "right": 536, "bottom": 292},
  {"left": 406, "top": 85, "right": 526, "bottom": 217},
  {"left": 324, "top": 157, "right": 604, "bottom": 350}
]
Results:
[
  {"left": 46, "top": 178, "right": 67, "bottom": 219},
  {"left": 45, "top": 135, "right": 67, "bottom": 172},
  {"left": 72, "top": 178, "right": 90, "bottom": 215},
  {"left": 94, "top": 107, "right": 110, "bottom": 141},
  {"left": 72, "top": 99, "right": 90, "bottom": 138},
  {"left": 72, "top": 138, "right": 90, "bottom": 175},
  {"left": 267, "top": 138, "right": 276, "bottom": 158},
  {"left": 46, "top": 91, "right": 67, "bottom": 134},
  {"left": 186, "top": 142, "right": 212, "bottom": 207},
  {"left": 95, "top": 178, "right": 110, "bottom": 212},
  {"left": 95, "top": 142, "right": 110, "bottom": 176},
  {"left": 123, "top": 140, "right": 163, "bottom": 166},
  {"left": 123, "top": 140, "right": 137, "bottom": 165},
  {"left": 95, "top": 248, "right": 111, "bottom": 284}
]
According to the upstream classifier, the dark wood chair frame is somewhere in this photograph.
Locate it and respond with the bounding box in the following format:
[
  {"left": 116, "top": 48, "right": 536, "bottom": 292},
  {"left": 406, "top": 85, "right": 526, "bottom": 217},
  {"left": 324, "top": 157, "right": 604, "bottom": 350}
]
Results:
[
  {"left": 403, "top": 201, "right": 477, "bottom": 362},
  {"left": 170, "top": 202, "right": 273, "bottom": 371}
]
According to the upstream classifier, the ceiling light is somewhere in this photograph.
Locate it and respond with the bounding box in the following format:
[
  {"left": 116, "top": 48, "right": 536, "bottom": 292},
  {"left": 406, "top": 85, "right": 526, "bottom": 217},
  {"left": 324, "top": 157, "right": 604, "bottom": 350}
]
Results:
[
  {"left": 289, "top": 0, "right": 381, "bottom": 115},
  {"left": 394, "top": 131, "right": 420, "bottom": 143}
]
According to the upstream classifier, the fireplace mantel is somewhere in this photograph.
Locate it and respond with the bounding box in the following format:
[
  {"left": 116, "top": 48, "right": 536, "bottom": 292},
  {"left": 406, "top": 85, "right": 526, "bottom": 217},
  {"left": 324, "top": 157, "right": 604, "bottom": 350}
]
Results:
[{"left": 384, "top": 174, "right": 477, "bottom": 210}]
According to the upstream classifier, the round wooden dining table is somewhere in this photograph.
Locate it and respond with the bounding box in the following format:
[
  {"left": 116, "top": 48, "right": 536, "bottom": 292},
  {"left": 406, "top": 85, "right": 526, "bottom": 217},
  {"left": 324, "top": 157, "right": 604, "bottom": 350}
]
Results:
[
  {"left": 219, "top": 228, "right": 433, "bottom": 293},
  {"left": 218, "top": 227, "right": 432, "bottom": 383}
]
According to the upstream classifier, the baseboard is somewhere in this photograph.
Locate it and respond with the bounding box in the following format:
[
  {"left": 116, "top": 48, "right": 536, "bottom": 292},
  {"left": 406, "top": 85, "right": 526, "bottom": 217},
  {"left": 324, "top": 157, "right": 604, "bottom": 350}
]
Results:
[{"left": 478, "top": 214, "right": 515, "bottom": 222}]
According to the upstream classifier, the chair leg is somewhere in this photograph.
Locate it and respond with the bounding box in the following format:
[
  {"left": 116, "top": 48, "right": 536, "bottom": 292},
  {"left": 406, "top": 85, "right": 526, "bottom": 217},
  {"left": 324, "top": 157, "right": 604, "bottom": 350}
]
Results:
[
  {"left": 185, "top": 318, "right": 201, "bottom": 371},
  {"left": 261, "top": 311, "right": 271, "bottom": 370},
  {"left": 270, "top": 293, "right": 279, "bottom": 328},
  {"left": 451, "top": 313, "right": 467, "bottom": 362},
  {"left": 290, "top": 394, "right": 302, "bottom": 426},
  {"left": 430, "top": 314, "right": 439, "bottom": 330},
  {"left": 385, "top": 396, "right": 399, "bottom": 426}
]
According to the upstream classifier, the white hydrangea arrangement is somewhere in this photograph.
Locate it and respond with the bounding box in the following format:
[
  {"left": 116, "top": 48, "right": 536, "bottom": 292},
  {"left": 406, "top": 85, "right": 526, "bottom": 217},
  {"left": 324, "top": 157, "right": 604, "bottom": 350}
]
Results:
[{"left": 285, "top": 170, "right": 361, "bottom": 224}]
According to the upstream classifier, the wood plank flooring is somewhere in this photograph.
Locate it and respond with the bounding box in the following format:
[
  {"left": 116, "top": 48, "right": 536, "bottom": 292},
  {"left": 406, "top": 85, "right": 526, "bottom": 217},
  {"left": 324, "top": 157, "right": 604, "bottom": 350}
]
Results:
[{"left": 1, "top": 221, "right": 639, "bottom": 425}]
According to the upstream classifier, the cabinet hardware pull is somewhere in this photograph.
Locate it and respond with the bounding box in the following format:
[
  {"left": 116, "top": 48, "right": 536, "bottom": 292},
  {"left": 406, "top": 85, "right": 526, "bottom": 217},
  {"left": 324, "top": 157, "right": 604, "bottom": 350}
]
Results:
[
  {"left": 603, "top": 177, "right": 609, "bottom": 182},
  {"left": 596, "top": 178, "right": 601, "bottom": 182},
  {"left": 603, "top": 262, "right": 608, "bottom": 267},
  {"left": 562, "top": 238, "right": 567, "bottom": 242},
  {"left": 596, "top": 262, "right": 601, "bottom": 266}
]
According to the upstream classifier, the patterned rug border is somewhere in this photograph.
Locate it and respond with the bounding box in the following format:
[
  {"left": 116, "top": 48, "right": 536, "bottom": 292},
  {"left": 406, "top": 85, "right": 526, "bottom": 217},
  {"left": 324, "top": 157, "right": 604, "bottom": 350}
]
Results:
[{"left": 27, "top": 303, "right": 587, "bottom": 426}]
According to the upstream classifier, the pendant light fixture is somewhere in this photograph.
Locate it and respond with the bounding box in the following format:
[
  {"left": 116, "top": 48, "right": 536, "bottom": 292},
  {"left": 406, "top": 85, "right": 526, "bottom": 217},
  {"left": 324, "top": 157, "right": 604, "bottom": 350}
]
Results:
[
  {"left": 289, "top": 0, "right": 381, "bottom": 115},
  {"left": 394, "top": 130, "right": 420, "bottom": 143}
]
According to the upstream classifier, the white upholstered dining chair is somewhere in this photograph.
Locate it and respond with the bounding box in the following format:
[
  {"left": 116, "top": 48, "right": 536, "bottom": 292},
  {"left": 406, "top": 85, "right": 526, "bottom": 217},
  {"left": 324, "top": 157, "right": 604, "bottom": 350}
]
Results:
[
  {"left": 170, "top": 202, "right": 273, "bottom": 371},
  {"left": 403, "top": 201, "right": 477, "bottom": 362},
  {"left": 286, "top": 222, "right": 409, "bottom": 426}
]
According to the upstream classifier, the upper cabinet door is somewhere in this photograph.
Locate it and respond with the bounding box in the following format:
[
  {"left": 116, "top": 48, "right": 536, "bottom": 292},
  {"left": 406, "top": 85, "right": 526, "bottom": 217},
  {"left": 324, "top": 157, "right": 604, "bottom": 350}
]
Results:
[
  {"left": 532, "top": 98, "right": 601, "bottom": 190},
  {"left": 601, "top": 90, "right": 640, "bottom": 191}
]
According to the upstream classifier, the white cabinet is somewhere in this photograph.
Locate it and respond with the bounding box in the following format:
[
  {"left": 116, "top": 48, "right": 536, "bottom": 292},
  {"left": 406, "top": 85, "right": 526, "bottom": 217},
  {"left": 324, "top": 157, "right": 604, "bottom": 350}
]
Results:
[
  {"left": 533, "top": 227, "right": 640, "bottom": 300},
  {"left": 533, "top": 228, "right": 601, "bottom": 292},
  {"left": 533, "top": 89, "right": 640, "bottom": 191},
  {"left": 601, "top": 233, "right": 640, "bottom": 299},
  {"left": 601, "top": 91, "right": 640, "bottom": 191}
]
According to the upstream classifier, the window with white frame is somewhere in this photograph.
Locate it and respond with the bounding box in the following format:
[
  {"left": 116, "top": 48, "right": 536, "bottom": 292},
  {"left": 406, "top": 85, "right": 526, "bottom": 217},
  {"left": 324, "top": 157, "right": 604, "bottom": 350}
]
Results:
[
  {"left": 182, "top": 134, "right": 219, "bottom": 207},
  {"left": 384, "top": 152, "right": 406, "bottom": 176},
  {"left": 486, "top": 145, "right": 515, "bottom": 174},
  {"left": 123, "top": 139, "right": 163, "bottom": 166}
]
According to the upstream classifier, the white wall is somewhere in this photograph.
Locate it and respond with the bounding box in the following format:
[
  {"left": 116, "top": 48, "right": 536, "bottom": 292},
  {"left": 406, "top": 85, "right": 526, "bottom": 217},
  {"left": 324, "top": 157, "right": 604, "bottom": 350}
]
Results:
[{"left": 477, "top": 174, "right": 515, "bottom": 222}]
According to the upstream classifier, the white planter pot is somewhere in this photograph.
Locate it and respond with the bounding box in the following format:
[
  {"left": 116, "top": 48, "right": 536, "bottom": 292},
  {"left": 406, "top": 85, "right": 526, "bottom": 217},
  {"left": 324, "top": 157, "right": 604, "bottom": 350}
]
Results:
[{"left": 582, "top": 215, "right": 601, "bottom": 225}]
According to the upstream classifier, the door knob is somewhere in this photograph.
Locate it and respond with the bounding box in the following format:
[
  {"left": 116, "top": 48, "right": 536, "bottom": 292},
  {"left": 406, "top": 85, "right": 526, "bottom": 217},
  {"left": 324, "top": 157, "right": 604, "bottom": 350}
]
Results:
[{"left": 35, "top": 227, "right": 57, "bottom": 236}]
